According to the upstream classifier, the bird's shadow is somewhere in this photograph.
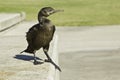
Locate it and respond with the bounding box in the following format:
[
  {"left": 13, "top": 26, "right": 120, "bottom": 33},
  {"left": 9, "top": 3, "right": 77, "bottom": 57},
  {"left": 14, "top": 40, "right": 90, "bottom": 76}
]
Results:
[
  {"left": 14, "top": 54, "right": 61, "bottom": 71},
  {"left": 14, "top": 54, "right": 44, "bottom": 64}
]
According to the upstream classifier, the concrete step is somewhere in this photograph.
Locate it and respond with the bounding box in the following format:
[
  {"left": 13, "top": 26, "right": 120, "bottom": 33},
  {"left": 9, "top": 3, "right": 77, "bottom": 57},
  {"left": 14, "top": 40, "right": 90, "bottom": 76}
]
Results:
[
  {"left": 0, "top": 21, "right": 59, "bottom": 80},
  {"left": 0, "top": 12, "right": 25, "bottom": 31}
]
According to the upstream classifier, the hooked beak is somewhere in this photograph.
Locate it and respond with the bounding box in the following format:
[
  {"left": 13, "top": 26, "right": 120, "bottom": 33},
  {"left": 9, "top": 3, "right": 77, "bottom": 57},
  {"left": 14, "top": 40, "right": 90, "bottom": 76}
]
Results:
[
  {"left": 50, "top": 9, "right": 64, "bottom": 14},
  {"left": 54, "top": 9, "right": 64, "bottom": 13}
]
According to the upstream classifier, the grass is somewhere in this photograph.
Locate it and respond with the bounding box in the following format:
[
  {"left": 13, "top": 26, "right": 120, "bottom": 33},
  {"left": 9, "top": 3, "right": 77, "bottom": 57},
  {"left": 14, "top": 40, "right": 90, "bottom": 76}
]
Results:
[{"left": 0, "top": 0, "right": 120, "bottom": 26}]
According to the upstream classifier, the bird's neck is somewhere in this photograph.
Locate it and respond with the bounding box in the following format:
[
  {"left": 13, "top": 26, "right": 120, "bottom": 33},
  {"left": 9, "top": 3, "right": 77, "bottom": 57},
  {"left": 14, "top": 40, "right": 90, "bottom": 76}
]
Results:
[
  {"left": 38, "top": 16, "right": 46, "bottom": 26},
  {"left": 39, "top": 16, "right": 45, "bottom": 22},
  {"left": 38, "top": 14, "right": 48, "bottom": 22},
  {"left": 38, "top": 15, "right": 51, "bottom": 27}
]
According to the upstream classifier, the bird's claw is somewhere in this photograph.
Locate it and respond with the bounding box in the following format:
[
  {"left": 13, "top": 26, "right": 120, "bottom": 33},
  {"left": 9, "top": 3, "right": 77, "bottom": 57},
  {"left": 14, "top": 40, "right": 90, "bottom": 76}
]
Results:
[
  {"left": 44, "top": 59, "right": 51, "bottom": 62},
  {"left": 33, "top": 61, "right": 43, "bottom": 65},
  {"left": 44, "top": 59, "right": 61, "bottom": 72},
  {"left": 54, "top": 63, "right": 62, "bottom": 72}
]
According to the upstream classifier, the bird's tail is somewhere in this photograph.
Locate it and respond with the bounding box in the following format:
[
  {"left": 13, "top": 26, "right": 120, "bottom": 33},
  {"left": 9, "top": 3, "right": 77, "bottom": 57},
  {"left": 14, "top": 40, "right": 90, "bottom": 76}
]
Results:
[
  {"left": 20, "top": 49, "right": 34, "bottom": 54},
  {"left": 20, "top": 50, "right": 25, "bottom": 54},
  {"left": 20, "top": 45, "right": 34, "bottom": 54}
]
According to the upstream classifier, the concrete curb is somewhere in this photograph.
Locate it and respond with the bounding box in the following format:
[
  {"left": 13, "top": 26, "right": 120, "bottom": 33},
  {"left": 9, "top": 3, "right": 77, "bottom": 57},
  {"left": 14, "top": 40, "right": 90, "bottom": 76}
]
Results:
[
  {"left": 48, "top": 35, "right": 60, "bottom": 80},
  {"left": 0, "top": 21, "right": 60, "bottom": 80},
  {"left": 0, "top": 12, "right": 26, "bottom": 31}
]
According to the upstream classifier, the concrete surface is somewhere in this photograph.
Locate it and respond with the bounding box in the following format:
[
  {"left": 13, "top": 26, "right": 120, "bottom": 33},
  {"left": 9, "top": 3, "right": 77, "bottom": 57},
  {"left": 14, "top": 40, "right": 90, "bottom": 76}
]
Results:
[
  {"left": 0, "top": 21, "right": 59, "bottom": 80},
  {"left": 57, "top": 26, "right": 120, "bottom": 80},
  {"left": 0, "top": 12, "right": 25, "bottom": 31},
  {"left": 1, "top": 12, "right": 120, "bottom": 80}
]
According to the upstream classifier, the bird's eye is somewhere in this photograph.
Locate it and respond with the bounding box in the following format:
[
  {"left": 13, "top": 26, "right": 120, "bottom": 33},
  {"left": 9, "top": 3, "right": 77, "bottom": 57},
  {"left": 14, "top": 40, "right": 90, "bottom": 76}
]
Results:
[
  {"left": 49, "top": 9, "right": 52, "bottom": 11},
  {"left": 44, "top": 10, "right": 47, "bottom": 13}
]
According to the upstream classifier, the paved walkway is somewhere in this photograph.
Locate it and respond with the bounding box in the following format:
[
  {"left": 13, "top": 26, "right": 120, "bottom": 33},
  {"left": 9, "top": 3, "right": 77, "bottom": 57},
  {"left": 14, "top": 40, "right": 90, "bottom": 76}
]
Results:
[
  {"left": 57, "top": 26, "right": 120, "bottom": 80},
  {"left": 0, "top": 21, "right": 58, "bottom": 80},
  {"left": 1, "top": 13, "right": 120, "bottom": 80},
  {"left": 0, "top": 13, "right": 25, "bottom": 31}
]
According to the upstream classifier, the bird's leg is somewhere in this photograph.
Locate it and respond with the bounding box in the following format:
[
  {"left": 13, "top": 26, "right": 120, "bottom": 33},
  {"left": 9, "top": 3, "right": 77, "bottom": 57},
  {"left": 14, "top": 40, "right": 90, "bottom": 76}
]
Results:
[
  {"left": 33, "top": 52, "right": 37, "bottom": 64},
  {"left": 43, "top": 49, "right": 52, "bottom": 61},
  {"left": 43, "top": 48, "right": 61, "bottom": 72},
  {"left": 33, "top": 51, "right": 40, "bottom": 65}
]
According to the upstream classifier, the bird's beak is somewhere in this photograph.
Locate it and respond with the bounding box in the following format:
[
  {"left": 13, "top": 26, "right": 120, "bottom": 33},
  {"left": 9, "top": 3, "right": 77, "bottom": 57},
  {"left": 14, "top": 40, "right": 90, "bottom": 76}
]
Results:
[
  {"left": 54, "top": 9, "right": 64, "bottom": 13},
  {"left": 51, "top": 9, "right": 64, "bottom": 14}
]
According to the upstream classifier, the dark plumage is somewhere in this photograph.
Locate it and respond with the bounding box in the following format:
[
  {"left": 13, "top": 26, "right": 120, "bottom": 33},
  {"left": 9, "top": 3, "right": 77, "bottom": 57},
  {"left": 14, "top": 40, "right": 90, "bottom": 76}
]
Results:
[
  {"left": 21, "top": 7, "right": 63, "bottom": 71},
  {"left": 24, "top": 20, "right": 55, "bottom": 53}
]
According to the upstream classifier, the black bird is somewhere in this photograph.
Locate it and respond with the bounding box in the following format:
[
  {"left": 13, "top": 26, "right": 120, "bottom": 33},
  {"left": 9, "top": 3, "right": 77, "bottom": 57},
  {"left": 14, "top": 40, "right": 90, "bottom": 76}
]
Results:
[{"left": 21, "top": 7, "right": 63, "bottom": 71}]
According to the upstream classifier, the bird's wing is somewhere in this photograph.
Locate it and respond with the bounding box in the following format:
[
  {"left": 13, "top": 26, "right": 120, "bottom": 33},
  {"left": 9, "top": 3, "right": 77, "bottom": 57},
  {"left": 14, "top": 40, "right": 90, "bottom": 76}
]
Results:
[
  {"left": 26, "top": 24, "right": 39, "bottom": 45},
  {"left": 51, "top": 25, "right": 56, "bottom": 40}
]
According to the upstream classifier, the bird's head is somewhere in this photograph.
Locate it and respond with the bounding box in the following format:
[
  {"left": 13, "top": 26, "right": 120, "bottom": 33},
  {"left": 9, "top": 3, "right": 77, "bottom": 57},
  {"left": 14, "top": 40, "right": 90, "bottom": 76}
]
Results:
[{"left": 39, "top": 7, "right": 64, "bottom": 17}]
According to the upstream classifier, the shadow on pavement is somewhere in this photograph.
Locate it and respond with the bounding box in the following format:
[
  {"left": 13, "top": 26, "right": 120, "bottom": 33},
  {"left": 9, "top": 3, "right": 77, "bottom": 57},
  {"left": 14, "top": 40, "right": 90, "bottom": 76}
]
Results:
[{"left": 14, "top": 54, "right": 42, "bottom": 61}]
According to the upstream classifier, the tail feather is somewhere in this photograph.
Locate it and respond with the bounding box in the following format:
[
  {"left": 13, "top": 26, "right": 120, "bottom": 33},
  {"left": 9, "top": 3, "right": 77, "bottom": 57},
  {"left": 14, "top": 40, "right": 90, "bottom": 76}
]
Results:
[
  {"left": 20, "top": 49, "right": 34, "bottom": 54},
  {"left": 20, "top": 45, "right": 34, "bottom": 54},
  {"left": 20, "top": 50, "right": 25, "bottom": 54}
]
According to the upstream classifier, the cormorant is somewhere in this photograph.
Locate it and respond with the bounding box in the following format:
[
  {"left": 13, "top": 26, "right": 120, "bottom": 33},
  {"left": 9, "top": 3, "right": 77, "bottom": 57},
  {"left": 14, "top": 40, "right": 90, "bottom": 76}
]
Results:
[{"left": 21, "top": 7, "right": 63, "bottom": 72}]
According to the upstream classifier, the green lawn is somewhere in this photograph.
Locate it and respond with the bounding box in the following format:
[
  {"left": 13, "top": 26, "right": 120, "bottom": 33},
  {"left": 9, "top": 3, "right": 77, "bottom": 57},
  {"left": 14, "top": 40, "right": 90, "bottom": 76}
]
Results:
[{"left": 0, "top": 0, "right": 120, "bottom": 26}]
